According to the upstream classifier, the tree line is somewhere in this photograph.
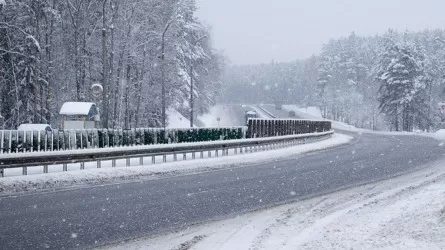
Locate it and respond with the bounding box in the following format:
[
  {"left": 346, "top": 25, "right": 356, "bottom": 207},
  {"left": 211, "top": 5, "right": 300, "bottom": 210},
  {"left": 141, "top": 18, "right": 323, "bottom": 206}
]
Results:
[
  {"left": 0, "top": 0, "right": 223, "bottom": 130},
  {"left": 223, "top": 30, "right": 445, "bottom": 131}
]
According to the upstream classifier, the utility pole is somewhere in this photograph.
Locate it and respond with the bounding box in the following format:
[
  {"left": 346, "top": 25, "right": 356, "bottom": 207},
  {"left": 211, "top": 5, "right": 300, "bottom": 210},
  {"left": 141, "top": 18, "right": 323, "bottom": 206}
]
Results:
[
  {"left": 189, "top": 35, "right": 207, "bottom": 128},
  {"left": 101, "top": 0, "right": 109, "bottom": 128},
  {"left": 161, "top": 19, "right": 175, "bottom": 130}
]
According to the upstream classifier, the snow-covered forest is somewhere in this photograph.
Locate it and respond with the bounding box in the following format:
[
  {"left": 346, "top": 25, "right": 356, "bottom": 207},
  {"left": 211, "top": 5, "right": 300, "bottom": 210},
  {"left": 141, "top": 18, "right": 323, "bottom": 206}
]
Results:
[
  {"left": 223, "top": 30, "right": 445, "bottom": 131},
  {"left": 0, "top": 0, "right": 223, "bottom": 129}
]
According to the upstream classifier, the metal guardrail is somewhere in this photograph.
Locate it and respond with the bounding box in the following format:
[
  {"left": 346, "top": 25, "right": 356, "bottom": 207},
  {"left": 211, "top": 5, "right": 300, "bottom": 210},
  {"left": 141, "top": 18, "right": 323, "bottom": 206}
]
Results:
[
  {"left": 0, "top": 130, "right": 334, "bottom": 177},
  {"left": 257, "top": 106, "right": 278, "bottom": 119}
]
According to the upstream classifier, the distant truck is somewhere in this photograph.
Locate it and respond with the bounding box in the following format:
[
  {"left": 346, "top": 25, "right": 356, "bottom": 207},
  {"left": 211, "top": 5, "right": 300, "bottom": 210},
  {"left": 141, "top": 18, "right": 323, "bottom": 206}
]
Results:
[{"left": 244, "top": 111, "right": 258, "bottom": 124}]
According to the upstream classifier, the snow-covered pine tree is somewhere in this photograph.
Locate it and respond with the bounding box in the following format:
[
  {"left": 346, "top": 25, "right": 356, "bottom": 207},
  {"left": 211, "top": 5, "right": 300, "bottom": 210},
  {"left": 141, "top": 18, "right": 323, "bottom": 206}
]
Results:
[{"left": 377, "top": 33, "right": 429, "bottom": 131}]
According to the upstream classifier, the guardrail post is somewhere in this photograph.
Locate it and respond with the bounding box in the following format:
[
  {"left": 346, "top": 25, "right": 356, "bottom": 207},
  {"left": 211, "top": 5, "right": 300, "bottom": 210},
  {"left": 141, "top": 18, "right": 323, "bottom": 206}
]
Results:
[
  {"left": 269, "top": 120, "right": 273, "bottom": 137},
  {"left": 200, "top": 151, "right": 204, "bottom": 159},
  {"left": 80, "top": 162, "right": 85, "bottom": 170},
  {"left": 97, "top": 160, "right": 102, "bottom": 168},
  {"left": 50, "top": 132, "right": 54, "bottom": 151},
  {"left": 126, "top": 158, "right": 130, "bottom": 167},
  {"left": 139, "top": 157, "right": 144, "bottom": 166},
  {"left": 0, "top": 130, "right": 3, "bottom": 154},
  {"left": 0, "top": 168, "right": 3, "bottom": 177},
  {"left": 63, "top": 163, "right": 67, "bottom": 171},
  {"left": 259, "top": 120, "right": 263, "bottom": 138},
  {"left": 8, "top": 131, "right": 12, "bottom": 153},
  {"left": 43, "top": 165, "right": 48, "bottom": 173},
  {"left": 192, "top": 152, "right": 196, "bottom": 160},
  {"left": 112, "top": 160, "right": 116, "bottom": 167},
  {"left": 163, "top": 155, "right": 167, "bottom": 163},
  {"left": 287, "top": 120, "right": 291, "bottom": 135},
  {"left": 183, "top": 153, "right": 187, "bottom": 160},
  {"left": 44, "top": 132, "right": 48, "bottom": 151},
  {"left": 174, "top": 153, "right": 177, "bottom": 161},
  {"left": 152, "top": 156, "right": 156, "bottom": 164},
  {"left": 255, "top": 119, "right": 261, "bottom": 138}
]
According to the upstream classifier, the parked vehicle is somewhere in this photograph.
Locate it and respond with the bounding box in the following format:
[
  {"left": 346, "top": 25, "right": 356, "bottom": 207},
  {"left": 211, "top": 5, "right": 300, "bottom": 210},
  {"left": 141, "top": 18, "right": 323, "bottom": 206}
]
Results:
[
  {"left": 244, "top": 111, "right": 258, "bottom": 124},
  {"left": 17, "top": 124, "right": 52, "bottom": 132}
]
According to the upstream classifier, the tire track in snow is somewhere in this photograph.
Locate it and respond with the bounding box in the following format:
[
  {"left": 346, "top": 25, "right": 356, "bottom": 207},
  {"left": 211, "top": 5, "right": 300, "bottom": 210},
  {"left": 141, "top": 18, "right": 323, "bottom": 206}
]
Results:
[{"left": 248, "top": 197, "right": 329, "bottom": 250}]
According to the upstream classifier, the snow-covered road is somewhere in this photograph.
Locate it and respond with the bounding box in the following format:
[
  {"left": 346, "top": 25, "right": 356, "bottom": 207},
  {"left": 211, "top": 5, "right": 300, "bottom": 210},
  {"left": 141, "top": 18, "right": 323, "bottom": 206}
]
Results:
[
  {"left": 2, "top": 128, "right": 445, "bottom": 250},
  {"left": 108, "top": 157, "right": 445, "bottom": 250}
]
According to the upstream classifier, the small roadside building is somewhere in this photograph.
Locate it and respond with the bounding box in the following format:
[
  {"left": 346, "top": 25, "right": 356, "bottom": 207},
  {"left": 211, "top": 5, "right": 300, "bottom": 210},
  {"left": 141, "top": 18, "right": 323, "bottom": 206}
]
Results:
[{"left": 59, "top": 102, "right": 100, "bottom": 129}]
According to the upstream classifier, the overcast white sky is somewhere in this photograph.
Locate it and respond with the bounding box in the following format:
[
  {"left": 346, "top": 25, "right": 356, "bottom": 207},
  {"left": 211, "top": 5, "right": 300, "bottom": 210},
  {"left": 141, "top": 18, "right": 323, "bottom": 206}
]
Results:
[{"left": 196, "top": 0, "right": 445, "bottom": 65}]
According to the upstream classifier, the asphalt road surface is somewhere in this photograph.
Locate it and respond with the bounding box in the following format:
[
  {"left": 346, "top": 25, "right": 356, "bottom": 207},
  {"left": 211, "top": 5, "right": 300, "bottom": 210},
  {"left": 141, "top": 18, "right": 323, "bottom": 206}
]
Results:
[{"left": 1, "top": 129, "right": 444, "bottom": 249}]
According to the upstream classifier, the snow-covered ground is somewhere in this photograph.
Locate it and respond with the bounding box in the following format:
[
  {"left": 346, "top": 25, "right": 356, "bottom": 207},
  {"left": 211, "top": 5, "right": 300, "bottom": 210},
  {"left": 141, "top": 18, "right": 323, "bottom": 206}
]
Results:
[
  {"left": 167, "top": 109, "right": 193, "bottom": 128},
  {"left": 106, "top": 157, "right": 445, "bottom": 250},
  {"left": 280, "top": 105, "right": 445, "bottom": 137},
  {"left": 282, "top": 105, "right": 364, "bottom": 132},
  {"left": 0, "top": 133, "right": 352, "bottom": 194},
  {"left": 198, "top": 105, "right": 240, "bottom": 127},
  {"left": 283, "top": 105, "right": 323, "bottom": 119}
]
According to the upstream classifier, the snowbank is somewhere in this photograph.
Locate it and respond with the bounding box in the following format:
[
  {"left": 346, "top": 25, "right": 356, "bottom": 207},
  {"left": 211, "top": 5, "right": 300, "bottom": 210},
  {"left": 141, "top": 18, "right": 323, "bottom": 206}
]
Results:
[
  {"left": 280, "top": 105, "right": 362, "bottom": 132},
  {"left": 108, "top": 158, "right": 445, "bottom": 250},
  {"left": 0, "top": 133, "right": 352, "bottom": 194},
  {"left": 433, "top": 129, "right": 445, "bottom": 141},
  {"left": 198, "top": 105, "right": 239, "bottom": 127},
  {"left": 283, "top": 105, "right": 323, "bottom": 119}
]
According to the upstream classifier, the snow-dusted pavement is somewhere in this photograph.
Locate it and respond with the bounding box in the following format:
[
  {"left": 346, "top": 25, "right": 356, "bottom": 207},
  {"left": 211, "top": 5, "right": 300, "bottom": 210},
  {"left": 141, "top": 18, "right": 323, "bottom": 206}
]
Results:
[
  {"left": 108, "top": 157, "right": 445, "bottom": 250},
  {"left": 0, "top": 133, "right": 350, "bottom": 193},
  {"left": 2, "top": 131, "right": 445, "bottom": 250}
]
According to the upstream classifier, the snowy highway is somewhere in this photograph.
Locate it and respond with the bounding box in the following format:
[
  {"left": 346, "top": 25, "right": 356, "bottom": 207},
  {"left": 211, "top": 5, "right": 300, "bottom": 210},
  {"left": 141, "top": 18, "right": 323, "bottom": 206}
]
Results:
[
  {"left": 1, "top": 129, "right": 444, "bottom": 249},
  {"left": 3, "top": 1, "right": 445, "bottom": 248}
]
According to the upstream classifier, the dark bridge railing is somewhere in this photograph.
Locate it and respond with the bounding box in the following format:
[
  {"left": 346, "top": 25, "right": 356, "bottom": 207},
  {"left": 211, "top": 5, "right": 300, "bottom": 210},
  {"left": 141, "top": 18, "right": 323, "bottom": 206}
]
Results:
[{"left": 247, "top": 118, "right": 331, "bottom": 138}]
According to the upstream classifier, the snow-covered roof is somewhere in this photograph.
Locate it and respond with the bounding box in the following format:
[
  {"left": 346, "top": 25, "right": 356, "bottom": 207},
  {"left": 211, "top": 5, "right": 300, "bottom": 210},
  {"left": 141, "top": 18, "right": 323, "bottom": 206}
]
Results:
[
  {"left": 246, "top": 111, "right": 257, "bottom": 115},
  {"left": 18, "top": 124, "right": 52, "bottom": 131},
  {"left": 60, "top": 102, "right": 96, "bottom": 116}
]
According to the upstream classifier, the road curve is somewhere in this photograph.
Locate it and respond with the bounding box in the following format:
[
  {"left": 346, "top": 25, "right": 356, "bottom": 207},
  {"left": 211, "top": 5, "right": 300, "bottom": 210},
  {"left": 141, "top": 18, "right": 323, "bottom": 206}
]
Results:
[{"left": 0, "top": 131, "right": 444, "bottom": 249}]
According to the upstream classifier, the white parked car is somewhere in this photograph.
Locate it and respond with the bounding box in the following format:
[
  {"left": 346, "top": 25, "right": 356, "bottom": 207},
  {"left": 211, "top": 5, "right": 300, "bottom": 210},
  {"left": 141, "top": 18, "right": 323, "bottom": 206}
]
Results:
[{"left": 17, "top": 124, "right": 52, "bottom": 132}]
